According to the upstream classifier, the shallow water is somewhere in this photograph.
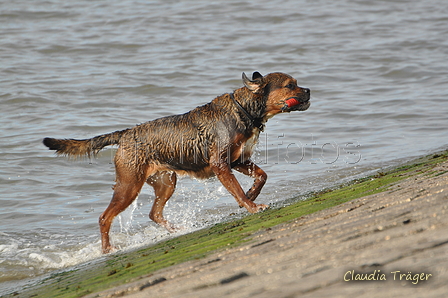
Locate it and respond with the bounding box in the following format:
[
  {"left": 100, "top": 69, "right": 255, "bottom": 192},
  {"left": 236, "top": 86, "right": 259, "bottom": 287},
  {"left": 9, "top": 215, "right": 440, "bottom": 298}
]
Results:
[{"left": 1, "top": 0, "right": 447, "bottom": 293}]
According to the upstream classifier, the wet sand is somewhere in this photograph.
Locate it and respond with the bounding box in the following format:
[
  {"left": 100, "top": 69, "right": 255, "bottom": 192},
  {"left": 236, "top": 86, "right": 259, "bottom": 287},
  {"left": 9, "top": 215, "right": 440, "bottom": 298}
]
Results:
[{"left": 87, "top": 159, "right": 448, "bottom": 298}]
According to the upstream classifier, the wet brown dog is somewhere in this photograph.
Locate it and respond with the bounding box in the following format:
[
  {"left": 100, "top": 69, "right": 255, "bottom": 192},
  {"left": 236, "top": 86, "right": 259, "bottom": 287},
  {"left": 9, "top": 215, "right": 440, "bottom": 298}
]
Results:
[{"left": 43, "top": 72, "right": 310, "bottom": 253}]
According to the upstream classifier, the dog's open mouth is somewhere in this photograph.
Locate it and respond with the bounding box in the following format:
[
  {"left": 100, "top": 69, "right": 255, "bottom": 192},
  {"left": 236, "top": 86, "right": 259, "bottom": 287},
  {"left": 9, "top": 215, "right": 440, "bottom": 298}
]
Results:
[{"left": 283, "top": 97, "right": 311, "bottom": 112}]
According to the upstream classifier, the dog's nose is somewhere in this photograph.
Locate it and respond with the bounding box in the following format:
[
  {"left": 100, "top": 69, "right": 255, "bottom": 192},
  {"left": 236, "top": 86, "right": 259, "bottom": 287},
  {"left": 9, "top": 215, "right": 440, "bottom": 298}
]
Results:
[{"left": 301, "top": 87, "right": 310, "bottom": 100}]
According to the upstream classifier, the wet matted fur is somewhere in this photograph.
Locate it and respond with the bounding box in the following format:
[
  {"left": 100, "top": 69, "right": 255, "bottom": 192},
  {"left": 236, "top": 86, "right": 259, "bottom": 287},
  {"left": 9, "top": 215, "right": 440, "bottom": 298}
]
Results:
[{"left": 43, "top": 71, "right": 311, "bottom": 253}]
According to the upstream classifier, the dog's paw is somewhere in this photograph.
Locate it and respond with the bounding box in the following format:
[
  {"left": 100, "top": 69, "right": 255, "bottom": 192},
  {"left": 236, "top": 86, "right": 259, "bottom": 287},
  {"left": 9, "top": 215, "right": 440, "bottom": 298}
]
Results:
[
  {"left": 245, "top": 203, "right": 270, "bottom": 213},
  {"left": 162, "top": 222, "right": 184, "bottom": 233},
  {"left": 102, "top": 245, "right": 118, "bottom": 254},
  {"left": 255, "top": 204, "right": 270, "bottom": 212}
]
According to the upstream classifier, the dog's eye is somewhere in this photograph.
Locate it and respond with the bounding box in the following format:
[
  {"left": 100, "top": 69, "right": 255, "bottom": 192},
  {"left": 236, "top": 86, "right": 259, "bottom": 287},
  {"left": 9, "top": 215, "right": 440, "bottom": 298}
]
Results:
[{"left": 285, "top": 83, "right": 295, "bottom": 90}]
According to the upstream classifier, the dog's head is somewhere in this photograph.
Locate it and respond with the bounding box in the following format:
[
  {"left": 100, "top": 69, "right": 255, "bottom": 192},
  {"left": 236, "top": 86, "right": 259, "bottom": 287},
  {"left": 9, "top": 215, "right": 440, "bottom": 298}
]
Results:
[{"left": 242, "top": 71, "right": 310, "bottom": 120}]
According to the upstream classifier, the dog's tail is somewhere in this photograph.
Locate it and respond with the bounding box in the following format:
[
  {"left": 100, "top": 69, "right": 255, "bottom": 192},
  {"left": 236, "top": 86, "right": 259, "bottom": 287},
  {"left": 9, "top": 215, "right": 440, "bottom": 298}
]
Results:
[{"left": 43, "top": 129, "right": 128, "bottom": 158}]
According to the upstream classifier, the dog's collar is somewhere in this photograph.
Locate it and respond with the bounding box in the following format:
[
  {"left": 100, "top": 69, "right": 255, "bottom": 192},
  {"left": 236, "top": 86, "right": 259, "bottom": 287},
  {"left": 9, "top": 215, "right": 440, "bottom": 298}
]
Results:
[{"left": 230, "top": 93, "right": 265, "bottom": 131}]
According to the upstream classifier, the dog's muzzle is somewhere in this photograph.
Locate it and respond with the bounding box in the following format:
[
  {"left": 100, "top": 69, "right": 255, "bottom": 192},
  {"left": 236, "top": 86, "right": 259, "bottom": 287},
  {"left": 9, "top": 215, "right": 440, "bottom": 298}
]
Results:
[{"left": 282, "top": 88, "right": 311, "bottom": 112}]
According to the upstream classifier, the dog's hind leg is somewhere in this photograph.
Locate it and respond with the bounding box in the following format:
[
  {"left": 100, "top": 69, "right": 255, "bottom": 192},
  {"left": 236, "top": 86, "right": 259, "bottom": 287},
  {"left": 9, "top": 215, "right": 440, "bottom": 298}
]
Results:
[
  {"left": 146, "top": 171, "right": 178, "bottom": 232},
  {"left": 99, "top": 164, "right": 147, "bottom": 254},
  {"left": 233, "top": 160, "right": 267, "bottom": 202}
]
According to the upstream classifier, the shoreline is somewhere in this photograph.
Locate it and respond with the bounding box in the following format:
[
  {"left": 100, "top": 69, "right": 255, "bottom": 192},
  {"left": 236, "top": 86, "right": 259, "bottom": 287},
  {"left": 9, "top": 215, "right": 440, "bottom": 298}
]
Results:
[{"left": 5, "top": 150, "right": 448, "bottom": 297}]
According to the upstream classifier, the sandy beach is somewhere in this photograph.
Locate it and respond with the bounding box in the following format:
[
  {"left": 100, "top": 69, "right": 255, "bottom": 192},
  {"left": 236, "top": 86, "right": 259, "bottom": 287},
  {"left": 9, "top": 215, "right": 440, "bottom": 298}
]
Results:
[{"left": 85, "top": 157, "right": 448, "bottom": 298}]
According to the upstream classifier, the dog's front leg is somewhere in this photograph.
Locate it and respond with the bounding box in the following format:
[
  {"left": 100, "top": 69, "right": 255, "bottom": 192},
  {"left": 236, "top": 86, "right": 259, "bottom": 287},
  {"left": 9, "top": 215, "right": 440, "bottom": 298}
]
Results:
[
  {"left": 233, "top": 160, "right": 267, "bottom": 202},
  {"left": 211, "top": 161, "right": 269, "bottom": 213}
]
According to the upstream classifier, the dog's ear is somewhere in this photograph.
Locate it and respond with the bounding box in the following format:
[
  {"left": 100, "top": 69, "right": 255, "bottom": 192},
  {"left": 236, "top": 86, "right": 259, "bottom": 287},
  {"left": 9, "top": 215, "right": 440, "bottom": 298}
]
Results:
[
  {"left": 252, "top": 71, "right": 263, "bottom": 80},
  {"left": 242, "top": 72, "right": 264, "bottom": 93}
]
